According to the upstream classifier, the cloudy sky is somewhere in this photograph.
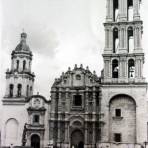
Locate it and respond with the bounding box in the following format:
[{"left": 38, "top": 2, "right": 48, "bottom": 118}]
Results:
[{"left": 0, "top": 0, "right": 148, "bottom": 100}]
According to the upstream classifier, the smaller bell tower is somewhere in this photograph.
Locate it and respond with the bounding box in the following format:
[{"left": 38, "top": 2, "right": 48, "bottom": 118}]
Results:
[{"left": 3, "top": 32, "right": 35, "bottom": 103}]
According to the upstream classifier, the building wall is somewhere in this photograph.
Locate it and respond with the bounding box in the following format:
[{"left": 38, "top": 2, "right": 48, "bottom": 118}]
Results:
[
  {"left": 109, "top": 95, "right": 136, "bottom": 143},
  {"left": 1, "top": 103, "right": 28, "bottom": 146},
  {"left": 101, "top": 84, "right": 148, "bottom": 144}
]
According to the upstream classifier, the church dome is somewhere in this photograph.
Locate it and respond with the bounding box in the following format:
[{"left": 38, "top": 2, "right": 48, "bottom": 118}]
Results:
[
  {"left": 13, "top": 32, "right": 32, "bottom": 54},
  {"left": 15, "top": 43, "right": 30, "bottom": 52}
]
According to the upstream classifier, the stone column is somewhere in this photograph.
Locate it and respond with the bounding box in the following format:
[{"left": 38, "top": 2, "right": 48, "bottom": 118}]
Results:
[
  {"left": 65, "top": 88, "right": 69, "bottom": 112},
  {"left": 105, "top": 28, "right": 109, "bottom": 49},
  {"left": 92, "top": 123, "right": 96, "bottom": 147},
  {"left": 135, "top": 58, "right": 143, "bottom": 79},
  {"left": 119, "top": 57, "right": 127, "bottom": 80},
  {"left": 110, "top": 0, "right": 113, "bottom": 20},
  {"left": 123, "top": 0, "right": 127, "bottom": 20},
  {"left": 14, "top": 82, "right": 18, "bottom": 97},
  {"left": 119, "top": 27, "right": 122, "bottom": 50},
  {"left": 85, "top": 87, "right": 89, "bottom": 113},
  {"left": 64, "top": 122, "right": 69, "bottom": 144},
  {"left": 58, "top": 88, "right": 62, "bottom": 112},
  {"left": 134, "top": 26, "right": 137, "bottom": 50},
  {"left": 104, "top": 60, "right": 108, "bottom": 79},
  {"left": 29, "top": 60, "right": 31, "bottom": 72},
  {"left": 106, "top": 0, "right": 110, "bottom": 21},
  {"left": 104, "top": 27, "right": 112, "bottom": 54},
  {"left": 92, "top": 87, "right": 96, "bottom": 113},
  {"left": 106, "top": 0, "right": 113, "bottom": 21},
  {"left": 51, "top": 91, "right": 56, "bottom": 112},
  {"left": 119, "top": 0, "right": 123, "bottom": 19},
  {"left": 58, "top": 122, "right": 61, "bottom": 143},
  {"left": 133, "top": 0, "right": 140, "bottom": 20},
  {"left": 109, "top": 29, "right": 113, "bottom": 51},
  {"left": 137, "top": 26, "right": 142, "bottom": 49},
  {"left": 11, "top": 58, "right": 14, "bottom": 71},
  {"left": 134, "top": 26, "right": 142, "bottom": 50},
  {"left": 84, "top": 122, "right": 88, "bottom": 147}
]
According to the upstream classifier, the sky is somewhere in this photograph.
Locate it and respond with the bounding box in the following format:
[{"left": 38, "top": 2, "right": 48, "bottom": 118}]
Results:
[{"left": 0, "top": 0, "right": 148, "bottom": 100}]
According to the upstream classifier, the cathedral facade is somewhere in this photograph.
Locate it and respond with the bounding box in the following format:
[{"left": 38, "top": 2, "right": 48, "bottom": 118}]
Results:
[{"left": 1, "top": 0, "right": 148, "bottom": 148}]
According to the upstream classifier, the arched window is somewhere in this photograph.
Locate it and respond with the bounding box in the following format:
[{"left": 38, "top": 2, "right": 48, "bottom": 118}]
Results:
[
  {"left": 113, "top": 0, "right": 119, "bottom": 21},
  {"left": 112, "top": 59, "right": 119, "bottom": 78},
  {"left": 30, "top": 86, "right": 32, "bottom": 96},
  {"left": 113, "top": 28, "right": 119, "bottom": 53},
  {"left": 26, "top": 85, "right": 29, "bottom": 97},
  {"left": 128, "top": 27, "right": 134, "bottom": 53},
  {"left": 9, "top": 84, "right": 14, "bottom": 97},
  {"left": 128, "top": 0, "right": 133, "bottom": 21},
  {"left": 128, "top": 59, "right": 135, "bottom": 78},
  {"left": 23, "top": 60, "right": 26, "bottom": 71},
  {"left": 17, "top": 84, "right": 22, "bottom": 97},
  {"left": 16, "top": 60, "right": 19, "bottom": 70}
]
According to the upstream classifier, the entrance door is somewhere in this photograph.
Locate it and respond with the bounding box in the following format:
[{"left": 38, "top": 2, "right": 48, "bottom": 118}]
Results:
[
  {"left": 31, "top": 134, "right": 40, "bottom": 148},
  {"left": 71, "top": 130, "right": 84, "bottom": 148}
]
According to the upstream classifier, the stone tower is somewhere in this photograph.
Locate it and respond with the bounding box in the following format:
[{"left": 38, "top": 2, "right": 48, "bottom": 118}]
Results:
[
  {"left": 1, "top": 32, "right": 35, "bottom": 146},
  {"left": 4, "top": 32, "right": 35, "bottom": 103},
  {"left": 100, "top": 0, "right": 148, "bottom": 147},
  {"left": 103, "top": 0, "right": 144, "bottom": 83}
]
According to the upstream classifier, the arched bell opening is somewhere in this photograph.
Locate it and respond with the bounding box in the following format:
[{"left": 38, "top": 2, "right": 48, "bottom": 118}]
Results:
[
  {"left": 113, "top": 28, "right": 119, "bottom": 53},
  {"left": 113, "top": 0, "right": 119, "bottom": 21},
  {"left": 112, "top": 59, "right": 119, "bottom": 78},
  {"left": 128, "top": 59, "right": 135, "bottom": 78},
  {"left": 127, "top": 0, "right": 133, "bottom": 21},
  {"left": 128, "top": 27, "right": 134, "bottom": 53}
]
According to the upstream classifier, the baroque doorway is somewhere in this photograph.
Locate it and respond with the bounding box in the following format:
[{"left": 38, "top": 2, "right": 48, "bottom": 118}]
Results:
[
  {"left": 31, "top": 134, "right": 40, "bottom": 148},
  {"left": 71, "top": 130, "right": 84, "bottom": 148}
]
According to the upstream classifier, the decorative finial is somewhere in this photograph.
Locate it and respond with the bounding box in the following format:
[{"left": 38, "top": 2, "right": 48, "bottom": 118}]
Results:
[
  {"left": 21, "top": 28, "right": 27, "bottom": 41},
  {"left": 86, "top": 66, "right": 89, "bottom": 70},
  {"left": 80, "top": 64, "right": 83, "bottom": 68},
  {"left": 68, "top": 67, "right": 71, "bottom": 71},
  {"left": 93, "top": 70, "right": 96, "bottom": 75},
  {"left": 37, "top": 92, "right": 39, "bottom": 95},
  {"left": 74, "top": 64, "right": 77, "bottom": 69}
]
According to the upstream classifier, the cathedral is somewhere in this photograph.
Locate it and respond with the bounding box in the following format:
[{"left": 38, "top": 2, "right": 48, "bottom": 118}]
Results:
[{"left": 1, "top": 0, "right": 148, "bottom": 148}]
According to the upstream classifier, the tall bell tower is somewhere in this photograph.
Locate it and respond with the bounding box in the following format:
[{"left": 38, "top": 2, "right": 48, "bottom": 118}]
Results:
[
  {"left": 103, "top": 0, "right": 144, "bottom": 83},
  {"left": 3, "top": 32, "right": 35, "bottom": 104},
  {"left": 100, "top": 0, "right": 148, "bottom": 147}
]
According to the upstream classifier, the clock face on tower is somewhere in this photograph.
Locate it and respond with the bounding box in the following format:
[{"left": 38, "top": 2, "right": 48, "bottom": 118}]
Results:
[{"left": 33, "top": 98, "right": 41, "bottom": 108}]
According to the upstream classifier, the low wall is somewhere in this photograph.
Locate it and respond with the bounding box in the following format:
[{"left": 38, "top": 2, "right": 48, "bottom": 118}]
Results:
[{"left": 97, "top": 143, "right": 144, "bottom": 148}]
